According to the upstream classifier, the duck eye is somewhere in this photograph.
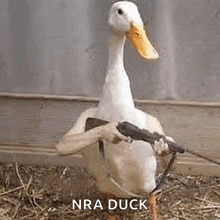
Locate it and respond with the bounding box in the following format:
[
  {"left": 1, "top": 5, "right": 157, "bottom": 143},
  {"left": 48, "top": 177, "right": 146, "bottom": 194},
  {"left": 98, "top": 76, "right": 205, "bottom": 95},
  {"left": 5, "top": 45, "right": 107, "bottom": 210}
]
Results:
[{"left": 118, "top": 9, "right": 123, "bottom": 15}]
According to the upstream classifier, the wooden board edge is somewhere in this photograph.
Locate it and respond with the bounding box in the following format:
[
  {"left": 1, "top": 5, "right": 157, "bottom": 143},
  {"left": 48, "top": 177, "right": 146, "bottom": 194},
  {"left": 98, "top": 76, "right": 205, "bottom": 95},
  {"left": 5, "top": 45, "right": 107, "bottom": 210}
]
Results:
[
  {"left": 1, "top": 145, "right": 220, "bottom": 176},
  {"left": 172, "top": 155, "right": 220, "bottom": 176},
  {"left": 0, "top": 145, "right": 86, "bottom": 168},
  {"left": 1, "top": 92, "right": 220, "bottom": 107}
]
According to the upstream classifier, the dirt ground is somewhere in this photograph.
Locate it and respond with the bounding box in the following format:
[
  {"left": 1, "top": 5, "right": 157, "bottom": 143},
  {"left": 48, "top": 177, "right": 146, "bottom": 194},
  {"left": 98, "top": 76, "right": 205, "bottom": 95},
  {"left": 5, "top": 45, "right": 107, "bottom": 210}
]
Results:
[{"left": 0, "top": 162, "right": 219, "bottom": 220}]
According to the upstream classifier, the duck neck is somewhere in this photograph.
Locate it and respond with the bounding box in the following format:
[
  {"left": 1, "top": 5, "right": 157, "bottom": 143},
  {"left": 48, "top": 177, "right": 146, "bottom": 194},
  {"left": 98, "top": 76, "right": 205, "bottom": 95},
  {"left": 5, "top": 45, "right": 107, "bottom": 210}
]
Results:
[
  {"left": 108, "top": 33, "right": 126, "bottom": 71},
  {"left": 99, "top": 33, "right": 135, "bottom": 109}
]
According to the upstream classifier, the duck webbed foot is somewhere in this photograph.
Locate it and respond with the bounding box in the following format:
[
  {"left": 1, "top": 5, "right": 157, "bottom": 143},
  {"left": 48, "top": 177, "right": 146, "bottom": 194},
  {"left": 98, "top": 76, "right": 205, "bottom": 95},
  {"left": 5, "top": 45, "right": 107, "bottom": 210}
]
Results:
[{"left": 106, "top": 193, "right": 120, "bottom": 220}]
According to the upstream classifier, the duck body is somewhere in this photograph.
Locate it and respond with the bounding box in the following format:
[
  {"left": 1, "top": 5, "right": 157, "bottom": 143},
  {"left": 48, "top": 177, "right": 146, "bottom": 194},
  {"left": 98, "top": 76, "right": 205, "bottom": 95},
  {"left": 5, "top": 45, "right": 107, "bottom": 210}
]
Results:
[
  {"left": 83, "top": 1, "right": 160, "bottom": 197},
  {"left": 56, "top": 1, "right": 166, "bottom": 199},
  {"left": 84, "top": 71, "right": 157, "bottom": 196}
]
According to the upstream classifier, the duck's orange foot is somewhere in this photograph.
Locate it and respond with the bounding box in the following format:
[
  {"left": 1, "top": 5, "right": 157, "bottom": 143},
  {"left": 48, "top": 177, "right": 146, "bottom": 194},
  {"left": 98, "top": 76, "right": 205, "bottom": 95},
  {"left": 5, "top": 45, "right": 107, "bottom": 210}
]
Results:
[
  {"left": 147, "top": 194, "right": 158, "bottom": 220},
  {"left": 106, "top": 193, "right": 120, "bottom": 220},
  {"left": 107, "top": 213, "right": 119, "bottom": 220}
]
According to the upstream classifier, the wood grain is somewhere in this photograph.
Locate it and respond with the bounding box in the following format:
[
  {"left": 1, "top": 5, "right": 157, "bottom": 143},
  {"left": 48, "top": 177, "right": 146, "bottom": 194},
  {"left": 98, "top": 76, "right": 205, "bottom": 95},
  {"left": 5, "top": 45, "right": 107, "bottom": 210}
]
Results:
[{"left": 0, "top": 94, "right": 219, "bottom": 175}]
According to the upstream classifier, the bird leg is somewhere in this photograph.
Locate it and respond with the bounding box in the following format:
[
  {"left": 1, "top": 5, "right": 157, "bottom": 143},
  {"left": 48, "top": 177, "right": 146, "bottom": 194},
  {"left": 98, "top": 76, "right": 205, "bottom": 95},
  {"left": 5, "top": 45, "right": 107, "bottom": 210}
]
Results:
[
  {"left": 107, "top": 213, "right": 119, "bottom": 220},
  {"left": 147, "top": 194, "right": 158, "bottom": 220},
  {"left": 106, "top": 193, "right": 119, "bottom": 220}
]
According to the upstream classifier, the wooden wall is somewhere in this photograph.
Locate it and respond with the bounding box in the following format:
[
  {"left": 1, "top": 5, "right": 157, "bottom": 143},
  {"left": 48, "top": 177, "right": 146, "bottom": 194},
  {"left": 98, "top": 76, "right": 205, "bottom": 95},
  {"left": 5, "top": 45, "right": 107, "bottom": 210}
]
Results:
[{"left": 0, "top": 93, "right": 219, "bottom": 176}]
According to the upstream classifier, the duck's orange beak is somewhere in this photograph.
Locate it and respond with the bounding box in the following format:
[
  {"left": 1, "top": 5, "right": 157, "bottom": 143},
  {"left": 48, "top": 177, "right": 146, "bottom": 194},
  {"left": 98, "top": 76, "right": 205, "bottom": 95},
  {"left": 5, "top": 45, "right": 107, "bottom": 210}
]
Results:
[{"left": 126, "top": 23, "right": 159, "bottom": 60}]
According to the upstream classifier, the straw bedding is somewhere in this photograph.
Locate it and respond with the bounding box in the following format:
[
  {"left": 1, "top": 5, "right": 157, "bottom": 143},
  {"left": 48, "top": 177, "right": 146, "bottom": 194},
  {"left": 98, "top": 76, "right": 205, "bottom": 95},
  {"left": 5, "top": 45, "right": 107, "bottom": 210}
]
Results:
[{"left": 0, "top": 162, "right": 219, "bottom": 220}]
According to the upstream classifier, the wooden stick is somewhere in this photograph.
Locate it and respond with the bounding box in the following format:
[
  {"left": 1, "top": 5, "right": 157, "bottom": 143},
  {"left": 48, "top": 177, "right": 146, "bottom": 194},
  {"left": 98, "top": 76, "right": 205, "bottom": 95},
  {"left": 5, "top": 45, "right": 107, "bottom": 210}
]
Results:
[
  {"left": 214, "top": 190, "right": 220, "bottom": 197},
  {"left": 195, "top": 196, "right": 219, "bottom": 206},
  {"left": 15, "top": 162, "right": 38, "bottom": 215},
  {"left": 191, "top": 205, "right": 220, "bottom": 210},
  {"left": 0, "top": 185, "right": 25, "bottom": 196}
]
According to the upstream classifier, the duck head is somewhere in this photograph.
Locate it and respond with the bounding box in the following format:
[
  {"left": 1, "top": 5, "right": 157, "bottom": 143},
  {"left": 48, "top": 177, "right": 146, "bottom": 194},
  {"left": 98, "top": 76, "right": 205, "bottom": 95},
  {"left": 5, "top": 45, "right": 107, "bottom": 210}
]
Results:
[{"left": 108, "top": 1, "right": 159, "bottom": 60}]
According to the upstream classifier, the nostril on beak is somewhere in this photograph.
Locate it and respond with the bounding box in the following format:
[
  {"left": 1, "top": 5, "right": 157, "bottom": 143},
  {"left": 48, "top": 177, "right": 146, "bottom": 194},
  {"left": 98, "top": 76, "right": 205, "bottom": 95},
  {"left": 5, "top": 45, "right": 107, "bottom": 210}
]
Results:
[{"left": 150, "top": 49, "right": 159, "bottom": 59}]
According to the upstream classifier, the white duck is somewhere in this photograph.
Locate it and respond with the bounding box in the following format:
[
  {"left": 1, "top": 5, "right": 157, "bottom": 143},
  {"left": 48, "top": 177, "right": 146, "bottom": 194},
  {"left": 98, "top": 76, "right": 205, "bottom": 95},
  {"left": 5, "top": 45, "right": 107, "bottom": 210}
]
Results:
[{"left": 56, "top": 1, "right": 169, "bottom": 218}]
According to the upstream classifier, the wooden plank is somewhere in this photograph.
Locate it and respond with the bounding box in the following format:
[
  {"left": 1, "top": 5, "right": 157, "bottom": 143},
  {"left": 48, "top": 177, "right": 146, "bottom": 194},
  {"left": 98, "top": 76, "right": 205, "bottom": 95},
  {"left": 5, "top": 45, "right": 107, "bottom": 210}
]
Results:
[
  {"left": 0, "top": 143, "right": 160, "bottom": 169},
  {"left": 0, "top": 94, "right": 220, "bottom": 175},
  {"left": 137, "top": 101, "right": 220, "bottom": 154},
  {"left": 1, "top": 145, "right": 219, "bottom": 176},
  {"left": 0, "top": 145, "right": 86, "bottom": 167},
  {"left": 173, "top": 154, "right": 220, "bottom": 176},
  {"left": 0, "top": 95, "right": 98, "bottom": 147}
]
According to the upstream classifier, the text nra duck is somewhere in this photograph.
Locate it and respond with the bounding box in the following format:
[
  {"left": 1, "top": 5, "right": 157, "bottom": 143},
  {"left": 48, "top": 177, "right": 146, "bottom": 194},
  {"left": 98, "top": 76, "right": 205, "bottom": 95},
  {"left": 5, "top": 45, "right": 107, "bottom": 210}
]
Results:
[{"left": 72, "top": 199, "right": 148, "bottom": 210}]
